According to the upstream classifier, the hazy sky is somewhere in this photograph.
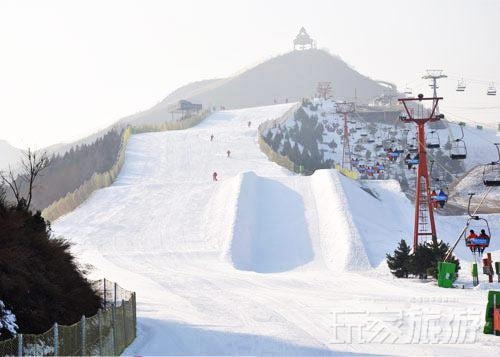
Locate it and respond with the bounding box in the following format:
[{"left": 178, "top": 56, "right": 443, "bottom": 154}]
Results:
[{"left": 1, "top": 0, "right": 499, "bottom": 148}]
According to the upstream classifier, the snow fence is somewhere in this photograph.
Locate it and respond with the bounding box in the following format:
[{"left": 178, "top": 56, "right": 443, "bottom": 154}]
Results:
[{"left": 0, "top": 279, "right": 136, "bottom": 356}]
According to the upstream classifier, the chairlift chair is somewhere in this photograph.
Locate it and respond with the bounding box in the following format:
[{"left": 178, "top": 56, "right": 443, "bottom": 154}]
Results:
[
  {"left": 487, "top": 83, "right": 497, "bottom": 96},
  {"left": 483, "top": 163, "right": 500, "bottom": 186},
  {"left": 408, "top": 145, "right": 418, "bottom": 153},
  {"left": 450, "top": 124, "right": 467, "bottom": 160},
  {"left": 464, "top": 193, "right": 492, "bottom": 254},
  {"left": 465, "top": 216, "right": 491, "bottom": 254},
  {"left": 483, "top": 143, "right": 500, "bottom": 186},
  {"left": 456, "top": 79, "right": 466, "bottom": 92},
  {"left": 426, "top": 130, "right": 441, "bottom": 149},
  {"left": 450, "top": 140, "right": 467, "bottom": 160}
]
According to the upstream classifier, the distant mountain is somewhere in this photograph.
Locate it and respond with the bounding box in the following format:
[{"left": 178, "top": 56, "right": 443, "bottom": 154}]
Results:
[
  {"left": 10, "top": 48, "right": 394, "bottom": 159},
  {"left": 121, "top": 49, "right": 392, "bottom": 127},
  {"left": 0, "top": 139, "right": 22, "bottom": 171}
]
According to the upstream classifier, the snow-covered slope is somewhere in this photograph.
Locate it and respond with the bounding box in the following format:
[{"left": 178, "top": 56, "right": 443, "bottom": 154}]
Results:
[{"left": 53, "top": 103, "right": 500, "bottom": 355}]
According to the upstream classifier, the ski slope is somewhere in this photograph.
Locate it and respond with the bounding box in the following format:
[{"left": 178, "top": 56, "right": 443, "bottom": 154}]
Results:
[{"left": 53, "top": 104, "right": 500, "bottom": 356}]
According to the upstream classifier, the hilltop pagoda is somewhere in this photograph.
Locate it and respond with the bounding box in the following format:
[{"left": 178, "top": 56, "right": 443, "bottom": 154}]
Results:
[{"left": 293, "top": 27, "right": 316, "bottom": 50}]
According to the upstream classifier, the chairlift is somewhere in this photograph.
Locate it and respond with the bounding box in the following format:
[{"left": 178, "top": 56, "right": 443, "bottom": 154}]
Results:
[
  {"left": 483, "top": 143, "right": 500, "bottom": 186},
  {"left": 464, "top": 193, "right": 491, "bottom": 254},
  {"left": 404, "top": 85, "right": 412, "bottom": 95},
  {"left": 429, "top": 161, "right": 448, "bottom": 209},
  {"left": 487, "top": 83, "right": 497, "bottom": 96},
  {"left": 426, "top": 130, "right": 440, "bottom": 149},
  {"left": 450, "top": 123, "right": 467, "bottom": 160},
  {"left": 408, "top": 142, "right": 418, "bottom": 153},
  {"left": 405, "top": 152, "right": 419, "bottom": 165},
  {"left": 456, "top": 79, "right": 466, "bottom": 92}
]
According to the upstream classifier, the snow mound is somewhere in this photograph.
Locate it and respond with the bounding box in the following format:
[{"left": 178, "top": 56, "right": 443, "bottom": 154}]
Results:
[
  {"left": 228, "top": 172, "right": 314, "bottom": 273},
  {"left": 311, "top": 170, "right": 371, "bottom": 272}
]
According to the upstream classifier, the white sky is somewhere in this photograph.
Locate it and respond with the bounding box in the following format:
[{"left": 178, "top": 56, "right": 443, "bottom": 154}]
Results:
[{"left": 1, "top": 0, "right": 499, "bottom": 148}]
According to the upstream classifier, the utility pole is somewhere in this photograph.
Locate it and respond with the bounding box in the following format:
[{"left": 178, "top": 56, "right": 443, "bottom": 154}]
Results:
[
  {"left": 422, "top": 69, "right": 447, "bottom": 114},
  {"left": 399, "top": 94, "right": 444, "bottom": 250},
  {"left": 336, "top": 102, "right": 355, "bottom": 171}
]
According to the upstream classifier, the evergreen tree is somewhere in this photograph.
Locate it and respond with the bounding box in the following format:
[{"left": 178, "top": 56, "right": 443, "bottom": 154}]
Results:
[
  {"left": 410, "top": 240, "right": 460, "bottom": 279},
  {"left": 386, "top": 239, "right": 412, "bottom": 278},
  {"left": 281, "top": 139, "right": 292, "bottom": 157},
  {"left": 265, "top": 131, "right": 273, "bottom": 145},
  {"left": 271, "top": 132, "right": 283, "bottom": 151},
  {"left": 289, "top": 142, "right": 301, "bottom": 164}
]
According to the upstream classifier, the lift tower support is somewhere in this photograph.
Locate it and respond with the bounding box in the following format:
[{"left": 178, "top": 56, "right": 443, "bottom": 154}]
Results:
[
  {"left": 399, "top": 94, "right": 443, "bottom": 250},
  {"left": 422, "top": 70, "right": 447, "bottom": 114},
  {"left": 336, "top": 102, "right": 355, "bottom": 171}
]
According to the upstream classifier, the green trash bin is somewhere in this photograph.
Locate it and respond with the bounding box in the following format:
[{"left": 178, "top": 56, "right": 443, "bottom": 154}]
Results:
[{"left": 438, "top": 261, "right": 456, "bottom": 288}]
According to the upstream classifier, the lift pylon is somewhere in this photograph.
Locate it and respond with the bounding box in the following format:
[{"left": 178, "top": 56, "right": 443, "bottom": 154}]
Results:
[
  {"left": 317, "top": 82, "right": 332, "bottom": 99},
  {"left": 399, "top": 94, "right": 443, "bottom": 250},
  {"left": 336, "top": 102, "right": 355, "bottom": 171}
]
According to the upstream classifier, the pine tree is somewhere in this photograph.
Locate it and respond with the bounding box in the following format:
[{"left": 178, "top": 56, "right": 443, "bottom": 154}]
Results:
[
  {"left": 386, "top": 239, "right": 412, "bottom": 278},
  {"left": 410, "top": 240, "right": 460, "bottom": 279},
  {"left": 290, "top": 142, "right": 301, "bottom": 164},
  {"left": 410, "top": 243, "right": 434, "bottom": 279},
  {"left": 281, "top": 139, "right": 292, "bottom": 157}
]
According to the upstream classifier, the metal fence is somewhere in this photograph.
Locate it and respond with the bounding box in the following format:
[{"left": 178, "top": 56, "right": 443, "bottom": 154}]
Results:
[{"left": 0, "top": 279, "right": 136, "bottom": 356}]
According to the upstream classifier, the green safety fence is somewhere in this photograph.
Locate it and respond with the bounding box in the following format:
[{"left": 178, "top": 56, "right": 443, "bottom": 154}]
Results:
[{"left": 0, "top": 279, "right": 136, "bottom": 356}]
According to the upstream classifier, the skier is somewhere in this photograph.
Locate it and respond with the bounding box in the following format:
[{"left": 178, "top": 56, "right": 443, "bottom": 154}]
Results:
[
  {"left": 210, "top": 134, "right": 214, "bottom": 142},
  {"left": 479, "top": 229, "right": 490, "bottom": 239},
  {"left": 248, "top": 121, "right": 251, "bottom": 128},
  {"left": 405, "top": 153, "right": 412, "bottom": 170},
  {"left": 437, "top": 189, "right": 448, "bottom": 208},
  {"left": 212, "top": 172, "right": 218, "bottom": 181},
  {"left": 467, "top": 229, "right": 478, "bottom": 240},
  {"left": 227, "top": 150, "right": 231, "bottom": 158}
]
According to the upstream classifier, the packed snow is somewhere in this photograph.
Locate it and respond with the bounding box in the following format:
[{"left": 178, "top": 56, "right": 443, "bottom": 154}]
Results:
[{"left": 53, "top": 103, "right": 500, "bottom": 356}]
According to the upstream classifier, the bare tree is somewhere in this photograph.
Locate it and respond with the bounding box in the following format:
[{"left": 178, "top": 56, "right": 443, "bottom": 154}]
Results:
[
  {"left": 0, "top": 167, "right": 22, "bottom": 204},
  {"left": 0, "top": 148, "right": 49, "bottom": 210}
]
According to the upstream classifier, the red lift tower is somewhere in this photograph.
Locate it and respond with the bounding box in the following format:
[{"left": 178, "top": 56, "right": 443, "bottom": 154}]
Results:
[
  {"left": 317, "top": 82, "right": 332, "bottom": 99},
  {"left": 399, "top": 94, "right": 443, "bottom": 250},
  {"left": 336, "top": 102, "right": 355, "bottom": 171}
]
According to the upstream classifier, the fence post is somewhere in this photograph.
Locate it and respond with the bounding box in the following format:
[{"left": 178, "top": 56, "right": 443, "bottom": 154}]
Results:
[
  {"left": 17, "top": 334, "right": 22, "bottom": 357},
  {"left": 132, "top": 292, "right": 137, "bottom": 338},
  {"left": 114, "top": 282, "right": 117, "bottom": 310},
  {"left": 122, "top": 299, "right": 127, "bottom": 344},
  {"left": 98, "top": 309, "right": 103, "bottom": 356},
  {"left": 112, "top": 300, "right": 117, "bottom": 356},
  {"left": 54, "top": 322, "right": 59, "bottom": 357},
  {"left": 103, "top": 279, "right": 107, "bottom": 309},
  {"left": 81, "top": 315, "right": 86, "bottom": 357}
]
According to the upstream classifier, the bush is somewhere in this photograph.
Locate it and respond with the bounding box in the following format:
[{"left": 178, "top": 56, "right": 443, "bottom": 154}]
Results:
[{"left": 0, "top": 201, "right": 101, "bottom": 339}]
